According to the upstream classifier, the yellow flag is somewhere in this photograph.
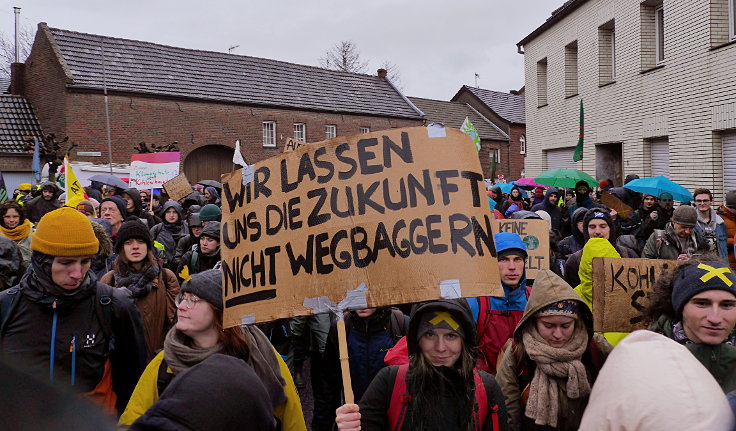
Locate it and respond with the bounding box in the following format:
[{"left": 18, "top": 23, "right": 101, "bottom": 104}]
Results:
[{"left": 64, "top": 155, "right": 87, "bottom": 208}]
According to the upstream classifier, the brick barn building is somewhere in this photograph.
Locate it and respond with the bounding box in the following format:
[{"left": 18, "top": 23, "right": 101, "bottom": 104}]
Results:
[{"left": 10, "top": 23, "right": 424, "bottom": 184}]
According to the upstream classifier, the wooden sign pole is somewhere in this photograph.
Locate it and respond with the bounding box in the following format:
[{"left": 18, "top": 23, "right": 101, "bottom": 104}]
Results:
[{"left": 336, "top": 316, "right": 354, "bottom": 404}]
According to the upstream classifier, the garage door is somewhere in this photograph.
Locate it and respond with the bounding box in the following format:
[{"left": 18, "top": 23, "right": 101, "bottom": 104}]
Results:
[
  {"left": 650, "top": 139, "right": 669, "bottom": 177},
  {"left": 545, "top": 147, "right": 577, "bottom": 170},
  {"left": 724, "top": 132, "right": 736, "bottom": 192}
]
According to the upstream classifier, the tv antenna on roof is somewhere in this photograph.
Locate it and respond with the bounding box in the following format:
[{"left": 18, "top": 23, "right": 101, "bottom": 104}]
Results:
[
  {"left": 228, "top": 45, "right": 240, "bottom": 54},
  {"left": 475, "top": 73, "right": 480, "bottom": 88}
]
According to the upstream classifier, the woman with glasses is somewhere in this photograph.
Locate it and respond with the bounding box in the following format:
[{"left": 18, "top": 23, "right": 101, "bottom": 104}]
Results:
[
  {"left": 119, "top": 269, "right": 306, "bottom": 431},
  {"left": 101, "top": 218, "right": 179, "bottom": 361}
]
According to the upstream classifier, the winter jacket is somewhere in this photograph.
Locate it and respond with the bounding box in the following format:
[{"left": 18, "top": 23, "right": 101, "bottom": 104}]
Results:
[
  {"left": 24, "top": 181, "right": 62, "bottom": 224},
  {"left": 718, "top": 205, "right": 736, "bottom": 267},
  {"left": 150, "top": 202, "right": 187, "bottom": 270},
  {"left": 696, "top": 208, "right": 729, "bottom": 260},
  {"left": 531, "top": 187, "right": 562, "bottom": 232},
  {"left": 0, "top": 267, "right": 147, "bottom": 414},
  {"left": 0, "top": 237, "right": 24, "bottom": 290},
  {"left": 496, "top": 270, "right": 612, "bottom": 431},
  {"left": 631, "top": 203, "right": 669, "bottom": 249},
  {"left": 175, "top": 234, "right": 196, "bottom": 264},
  {"left": 642, "top": 222, "right": 709, "bottom": 260},
  {"left": 357, "top": 300, "right": 508, "bottom": 431},
  {"left": 557, "top": 207, "right": 588, "bottom": 259},
  {"left": 129, "top": 354, "right": 276, "bottom": 431},
  {"left": 100, "top": 264, "right": 179, "bottom": 361},
  {"left": 122, "top": 188, "right": 156, "bottom": 228},
  {"left": 119, "top": 337, "right": 306, "bottom": 430},
  {"left": 0, "top": 218, "right": 33, "bottom": 267},
  {"left": 649, "top": 315, "right": 736, "bottom": 392},
  {"left": 313, "top": 308, "right": 408, "bottom": 431},
  {"left": 573, "top": 238, "right": 630, "bottom": 346},
  {"left": 89, "top": 218, "right": 116, "bottom": 280},
  {"left": 177, "top": 245, "right": 220, "bottom": 282},
  {"left": 579, "top": 330, "right": 735, "bottom": 431}
]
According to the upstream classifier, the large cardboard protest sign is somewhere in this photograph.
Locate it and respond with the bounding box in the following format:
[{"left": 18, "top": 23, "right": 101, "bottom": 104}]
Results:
[
  {"left": 491, "top": 219, "right": 549, "bottom": 279},
  {"left": 220, "top": 126, "right": 503, "bottom": 327},
  {"left": 592, "top": 257, "right": 680, "bottom": 332},
  {"left": 163, "top": 174, "right": 193, "bottom": 202},
  {"left": 283, "top": 137, "right": 307, "bottom": 153},
  {"left": 129, "top": 152, "right": 180, "bottom": 189}
]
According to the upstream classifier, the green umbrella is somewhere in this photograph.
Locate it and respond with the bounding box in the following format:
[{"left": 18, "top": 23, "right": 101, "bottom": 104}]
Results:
[{"left": 534, "top": 168, "right": 598, "bottom": 189}]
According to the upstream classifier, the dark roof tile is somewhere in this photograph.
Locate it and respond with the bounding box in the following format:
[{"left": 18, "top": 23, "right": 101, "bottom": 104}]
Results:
[
  {"left": 462, "top": 86, "right": 525, "bottom": 124},
  {"left": 0, "top": 95, "right": 43, "bottom": 153},
  {"left": 47, "top": 26, "right": 422, "bottom": 120},
  {"left": 407, "top": 97, "right": 509, "bottom": 141}
]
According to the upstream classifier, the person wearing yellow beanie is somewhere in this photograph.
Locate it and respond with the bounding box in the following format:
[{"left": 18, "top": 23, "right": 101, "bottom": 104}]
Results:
[{"left": 0, "top": 207, "right": 148, "bottom": 415}]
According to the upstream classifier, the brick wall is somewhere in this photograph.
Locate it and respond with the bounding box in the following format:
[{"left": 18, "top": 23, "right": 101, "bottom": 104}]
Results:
[{"left": 522, "top": 0, "right": 736, "bottom": 202}]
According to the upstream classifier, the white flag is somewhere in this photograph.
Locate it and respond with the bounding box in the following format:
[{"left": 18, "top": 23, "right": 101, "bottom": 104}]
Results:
[{"left": 233, "top": 140, "right": 247, "bottom": 167}]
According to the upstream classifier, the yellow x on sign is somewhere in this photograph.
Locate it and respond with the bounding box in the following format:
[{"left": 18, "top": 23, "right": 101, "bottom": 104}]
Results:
[
  {"left": 429, "top": 311, "right": 460, "bottom": 330},
  {"left": 697, "top": 263, "right": 734, "bottom": 287}
]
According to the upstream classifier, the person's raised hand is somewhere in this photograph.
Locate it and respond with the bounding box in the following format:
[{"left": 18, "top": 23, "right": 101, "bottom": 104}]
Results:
[{"left": 336, "top": 403, "right": 361, "bottom": 431}]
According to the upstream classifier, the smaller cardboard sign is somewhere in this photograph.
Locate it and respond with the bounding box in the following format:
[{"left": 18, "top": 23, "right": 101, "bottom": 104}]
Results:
[
  {"left": 129, "top": 152, "right": 180, "bottom": 188},
  {"left": 163, "top": 173, "right": 193, "bottom": 202},
  {"left": 592, "top": 257, "right": 680, "bottom": 332},
  {"left": 491, "top": 219, "right": 550, "bottom": 279},
  {"left": 601, "top": 191, "right": 633, "bottom": 220},
  {"left": 283, "top": 137, "right": 307, "bottom": 153}
]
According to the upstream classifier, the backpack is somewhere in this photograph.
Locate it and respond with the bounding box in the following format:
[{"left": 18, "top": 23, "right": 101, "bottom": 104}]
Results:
[
  {"left": 387, "top": 364, "right": 499, "bottom": 431},
  {"left": 0, "top": 283, "right": 116, "bottom": 354}
]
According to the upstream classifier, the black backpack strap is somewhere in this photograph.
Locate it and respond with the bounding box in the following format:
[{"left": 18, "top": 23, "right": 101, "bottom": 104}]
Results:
[
  {"left": 95, "top": 284, "right": 115, "bottom": 354},
  {"left": 389, "top": 308, "right": 409, "bottom": 344},
  {"left": 0, "top": 287, "right": 22, "bottom": 337},
  {"left": 156, "top": 357, "right": 174, "bottom": 395}
]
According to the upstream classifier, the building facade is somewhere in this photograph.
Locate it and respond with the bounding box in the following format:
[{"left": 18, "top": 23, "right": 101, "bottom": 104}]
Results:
[
  {"left": 12, "top": 24, "right": 424, "bottom": 184},
  {"left": 518, "top": 0, "right": 736, "bottom": 198}
]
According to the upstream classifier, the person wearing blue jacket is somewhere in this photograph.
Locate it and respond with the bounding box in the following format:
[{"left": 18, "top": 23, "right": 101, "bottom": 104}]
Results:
[{"left": 466, "top": 232, "right": 529, "bottom": 374}]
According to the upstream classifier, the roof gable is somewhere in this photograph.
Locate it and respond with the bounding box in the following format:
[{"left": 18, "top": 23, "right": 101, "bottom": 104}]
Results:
[
  {"left": 44, "top": 25, "right": 423, "bottom": 120},
  {"left": 0, "top": 95, "right": 43, "bottom": 153},
  {"left": 407, "top": 97, "right": 509, "bottom": 141},
  {"left": 454, "top": 86, "right": 526, "bottom": 124}
]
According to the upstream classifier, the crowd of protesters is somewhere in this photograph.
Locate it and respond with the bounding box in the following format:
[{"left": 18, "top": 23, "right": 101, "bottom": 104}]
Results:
[{"left": 0, "top": 174, "right": 736, "bottom": 431}]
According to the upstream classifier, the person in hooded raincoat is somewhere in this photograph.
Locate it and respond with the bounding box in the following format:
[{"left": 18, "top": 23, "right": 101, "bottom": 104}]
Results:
[
  {"left": 531, "top": 187, "right": 561, "bottom": 233},
  {"left": 120, "top": 188, "right": 157, "bottom": 228},
  {"left": 24, "top": 181, "right": 62, "bottom": 224},
  {"left": 644, "top": 257, "right": 736, "bottom": 392},
  {"left": 557, "top": 207, "right": 588, "bottom": 261},
  {"left": 335, "top": 300, "right": 508, "bottom": 431},
  {"left": 496, "top": 270, "right": 612, "bottom": 431},
  {"left": 150, "top": 201, "right": 187, "bottom": 271},
  {"left": 578, "top": 330, "right": 734, "bottom": 431},
  {"left": 119, "top": 269, "right": 305, "bottom": 431}
]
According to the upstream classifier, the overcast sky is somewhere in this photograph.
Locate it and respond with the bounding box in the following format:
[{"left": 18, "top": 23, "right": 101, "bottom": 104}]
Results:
[{"left": 0, "top": 0, "right": 557, "bottom": 100}]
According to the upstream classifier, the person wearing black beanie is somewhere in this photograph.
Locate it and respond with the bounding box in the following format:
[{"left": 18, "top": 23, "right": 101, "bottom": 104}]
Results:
[
  {"left": 101, "top": 217, "right": 180, "bottom": 360},
  {"left": 176, "top": 222, "right": 221, "bottom": 282},
  {"left": 100, "top": 196, "right": 128, "bottom": 238}
]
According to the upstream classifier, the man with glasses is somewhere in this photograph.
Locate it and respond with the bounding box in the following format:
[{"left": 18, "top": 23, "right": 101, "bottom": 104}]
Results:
[{"left": 693, "top": 188, "right": 728, "bottom": 260}]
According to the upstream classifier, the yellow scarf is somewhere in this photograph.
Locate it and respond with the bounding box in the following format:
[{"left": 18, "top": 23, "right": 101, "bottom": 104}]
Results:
[{"left": 0, "top": 218, "right": 32, "bottom": 242}]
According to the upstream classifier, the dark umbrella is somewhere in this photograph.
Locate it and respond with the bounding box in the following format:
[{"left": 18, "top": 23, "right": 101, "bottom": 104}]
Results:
[
  {"left": 197, "top": 180, "right": 222, "bottom": 189},
  {"left": 88, "top": 174, "right": 128, "bottom": 189}
]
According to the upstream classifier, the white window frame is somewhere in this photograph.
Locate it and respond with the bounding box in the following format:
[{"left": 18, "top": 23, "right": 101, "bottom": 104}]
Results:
[
  {"left": 519, "top": 135, "right": 526, "bottom": 155},
  {"left": 360, "top": 126, "right": 370, "bottom": 134},
  {"left": 611, "top": 28, "right": 617, "bottom": 79},
  {"left": 262, "top": 121, "right": 276, "bottom": 148},
  {"left": 730, "top": 0, "right": 736, "bottom": 41},
  {"left": 490, "top": 148, "right": 501, "bottom": 164},
  {"left": 325, "top": 124, "right": 337, "bottom": 139},
  {"left": 293, "top": 123, "right": 306, "bottom": 141},
  {"left": 655, "top": 5, "right": 665, "bottom": 65}
]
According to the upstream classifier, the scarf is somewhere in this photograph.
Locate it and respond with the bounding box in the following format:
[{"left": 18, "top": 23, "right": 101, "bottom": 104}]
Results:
[
  {"left": 0, "top": 219, "right": 32, "bottom": 242},
  {"left": 522, "top": 323, "right": 591, "bottom": 428},
  {"left": 163, "top": 326, "right": 287, "bottom": 408},
  {"left": 113, "top": 261, "right": 160, "bottom": 298}
]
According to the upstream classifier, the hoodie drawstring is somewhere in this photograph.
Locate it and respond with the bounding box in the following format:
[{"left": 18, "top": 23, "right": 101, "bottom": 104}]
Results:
[{"left": 49, "top": 299, "right": 58, "bottom": 383}]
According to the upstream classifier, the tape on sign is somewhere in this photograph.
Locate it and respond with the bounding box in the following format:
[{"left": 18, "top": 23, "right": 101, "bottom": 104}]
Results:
[
  {"left": 439, "top": 279, "right": 462, "bottom": 299},
  {"left": 240, "top": 313, "right": 256, "bottom": 326},
  {"left": 427, "top": 122, "right": 446, "bottom": 138}
]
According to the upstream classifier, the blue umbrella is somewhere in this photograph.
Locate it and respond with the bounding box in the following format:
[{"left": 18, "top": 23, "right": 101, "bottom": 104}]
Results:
[
  {"left": 497, "top": 182, "right": 515, "bottom": 194},
  {"left": 623, "top": 176, "right": 693, "bottom": 202}
]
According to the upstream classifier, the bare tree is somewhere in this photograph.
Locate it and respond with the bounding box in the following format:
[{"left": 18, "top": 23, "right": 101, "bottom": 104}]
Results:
[
  {"left": 379, "top": 60, "right": 403, "bottom": 91},
  {"left": 0, "top": 24, "right": 34, "bottom": 79},
  {"left": 319, "top": 40, "right": 369, "bottom": 74}
]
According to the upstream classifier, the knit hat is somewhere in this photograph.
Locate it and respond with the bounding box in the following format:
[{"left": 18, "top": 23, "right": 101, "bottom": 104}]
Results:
[
  {"left": 31, "top": 207, "right": 99, "bottom": 256},
  {"left": 181, "top": 269, "right": 223, "bottom": 310},
  {"left": 672, "top": 261, "right": 736, "bottom": 312},
  {"left": 115, "top": 218, "right": 153, "bottom": 253},
  {"left": 584, "top": 208, "right": 613, "bottom": 231},
  {"left": 416, "top": 309, "right": 466, "bottom": 340},
  {"left": 671, "top": 205, "right": 698, "bottom": 227},
  {"left": 75, "top": 200, "right": 95, "bottom": 217},
  {"left": 200, "top": 221, "right": 220, "bottom": 242},
  {"left": 537, "top": 300, "right": 580, "bottom": 318},
  {"left": 726, "top": 190, "right": 736, "bottom": 208},
  {"left": 199, "top": 204, "right": 222, "bottom": 222},
  {"left": 99, "top": 196, "right": 128, "bottom": 219}
]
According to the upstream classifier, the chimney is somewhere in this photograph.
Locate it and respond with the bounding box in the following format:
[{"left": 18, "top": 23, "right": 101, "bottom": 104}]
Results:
[
  {"left": 377, "top": 68, "right": 387, "bottom": 79},
  {"left": 10, "top": 63, "right": 25, "bottom": 95}
]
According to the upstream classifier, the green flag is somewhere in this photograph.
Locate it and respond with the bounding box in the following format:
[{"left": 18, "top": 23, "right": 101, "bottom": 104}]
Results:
[
  {"left": 573, "top": 99, "right": 584, "bottom": 162},
  {"left": 461, "top": 117, "right": 481, "bottom": 152},
  {"left": 489, "top": 151, "right": 496, "bottom": 180}
]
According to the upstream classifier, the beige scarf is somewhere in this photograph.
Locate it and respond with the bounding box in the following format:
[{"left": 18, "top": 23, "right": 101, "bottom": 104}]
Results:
[{"left": 522, "top": 323, "right": 591, "bottom": 427}]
